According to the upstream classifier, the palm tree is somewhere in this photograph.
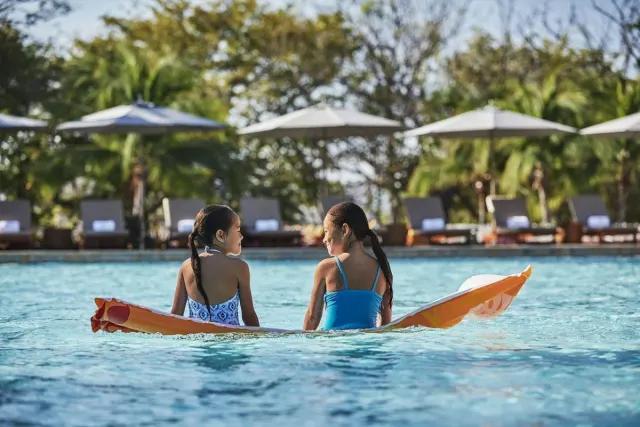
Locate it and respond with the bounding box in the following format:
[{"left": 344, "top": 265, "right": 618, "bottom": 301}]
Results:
[
  {"left": 57, "top": 40, "right": 240, "bottom": 238},
  {"left": 498, "top": 64, "right": 586, "bottom": 222}
]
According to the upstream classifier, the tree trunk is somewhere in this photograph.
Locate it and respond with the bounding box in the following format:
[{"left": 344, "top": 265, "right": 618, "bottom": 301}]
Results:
[
  {"left": 538, "top": 187, "right": 548, "bottom": 224},
  {"left": 531, "top": 162, "right": 548, "bottom": 223}
]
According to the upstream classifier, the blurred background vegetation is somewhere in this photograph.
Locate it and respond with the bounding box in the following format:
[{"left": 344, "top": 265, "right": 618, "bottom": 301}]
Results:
[{"left": 1, "top": 0, "right": 639, "bottom": 230}]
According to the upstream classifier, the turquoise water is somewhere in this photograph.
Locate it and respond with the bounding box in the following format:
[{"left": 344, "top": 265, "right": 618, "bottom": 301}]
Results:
[{"left": 0, "top": 257, "right": 639, "bottom": 426}]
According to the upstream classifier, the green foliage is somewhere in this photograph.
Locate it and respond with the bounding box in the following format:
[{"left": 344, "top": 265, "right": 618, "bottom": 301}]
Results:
[
  {"left": 408, "top": 32, "right": 640, "bottom": 223},
  {"left": 2, "top": 0, "right": 640, "bottom": 230}
]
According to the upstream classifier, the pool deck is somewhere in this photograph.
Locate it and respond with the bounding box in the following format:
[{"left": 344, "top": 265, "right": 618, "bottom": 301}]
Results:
[{"left": 0, "top": 244, "right": 639, "bottom": 263}]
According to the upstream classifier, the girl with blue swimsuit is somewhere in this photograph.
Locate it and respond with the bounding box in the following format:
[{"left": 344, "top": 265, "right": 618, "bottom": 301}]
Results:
[
  {"left": 304, "top": 202, "right": 393, "bottom": 330},
  {"left": 171, "top": 205, "right": 260, "bottom": 327}
]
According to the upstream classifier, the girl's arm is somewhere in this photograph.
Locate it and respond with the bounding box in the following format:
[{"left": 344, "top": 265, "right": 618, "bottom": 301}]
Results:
[
  {"left": 303, "top": 261, "right": 328, "bottom": 330},
  {"left": 379, "top": 281, "right": 393, "bottom": 325},
  {"left": 237, "top": 260, "right": 260, "bottom": 327},
  {"left": 171, "top": 263, "right": 188, "bottom": 315}
]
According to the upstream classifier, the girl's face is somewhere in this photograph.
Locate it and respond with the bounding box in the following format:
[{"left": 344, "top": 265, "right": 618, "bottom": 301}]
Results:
[
  {"left": 322, "top": 215, "right": 350, "bottom": 256},
  {"left": 217, "top": 214, "right": 243, "bottom": 255}
]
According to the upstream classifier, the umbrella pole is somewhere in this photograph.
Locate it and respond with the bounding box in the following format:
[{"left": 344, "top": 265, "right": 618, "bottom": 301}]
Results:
[
  {"left": 131, "top": 160, "right": 146, "bottom": 250},
  {"left": 488, "top": 135, "right": 496, "bottom": 195},
  {"left": 321, "top": 140, "right": 329, "bottom": 198},
  {"left": 139, "top": 179, "right": 146, "bottom": 250},
  {"left": 313, "top": 139, "right": 328, "bottom": 220},
  {"left": 474, "top": 180, "right": 485, "bottom": 224}
]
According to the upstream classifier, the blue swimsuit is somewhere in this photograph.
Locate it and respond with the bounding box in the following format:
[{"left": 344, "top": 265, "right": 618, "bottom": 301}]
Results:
[{"left": 323, "top": 257, "right": 383, "bottom": 330}]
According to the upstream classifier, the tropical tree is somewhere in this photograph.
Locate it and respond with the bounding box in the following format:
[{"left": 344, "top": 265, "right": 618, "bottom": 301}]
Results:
[
  {"left": 0, "top": 20, "right": 66, "bottom": 216},
  {"left": 584, "top": 77, "right": 640, "bottom": 222},
  {"left": 407, "top": 32, "right": 630, "bottom": 223},
  {"left": 59, "top": 38, "right": 240, "bottom": 227},
  {"left": 83, "top": 0, "right": 357, "bottom": 222},
  {"left": 334, "top": 0, "right": 467, "bottom": 223}
]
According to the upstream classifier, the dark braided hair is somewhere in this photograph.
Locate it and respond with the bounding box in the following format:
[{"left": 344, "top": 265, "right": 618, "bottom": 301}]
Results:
[
  {"left": 188, "top": 205, "right": 237, "bottom": 320},
  {"left": 327, "top": 202, "right": 393, "bottom": 307}
]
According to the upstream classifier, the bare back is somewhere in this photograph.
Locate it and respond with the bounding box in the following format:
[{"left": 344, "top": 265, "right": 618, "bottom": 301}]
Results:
[
  {"left": 171, "top": 252, "right": 259, "bottom": 326},
  {"left": 324, "top": 252, "right": 387, "bottom": 295},
  {"left": 181, "top": 253, "right": 242, "bottom": 304},
  {"left": 303, "top": 249, "right": 392, "bottom": 330}
]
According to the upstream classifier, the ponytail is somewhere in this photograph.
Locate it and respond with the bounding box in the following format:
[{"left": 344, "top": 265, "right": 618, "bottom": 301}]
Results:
[
  {"left": 368, "top": 229, "right": 393, "bottom": 307},
  {"left": 327, "top": 202, "right": 394, "bottom": 308},
  {"left": 188, "top": 205, "right": 237, "bottom": 321},
  {"left": 189, "top": 230, "right": 212, "bottom": 320}
]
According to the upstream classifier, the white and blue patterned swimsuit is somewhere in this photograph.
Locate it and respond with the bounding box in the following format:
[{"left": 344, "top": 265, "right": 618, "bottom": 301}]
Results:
[{"left": 187, "top": 293, "right": 240, "bottom": 325}]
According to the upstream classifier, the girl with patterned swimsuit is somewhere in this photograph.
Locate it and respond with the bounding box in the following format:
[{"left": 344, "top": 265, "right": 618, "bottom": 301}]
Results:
[{"left": 171, "top": 205, "right": 260, "bottom": 327}]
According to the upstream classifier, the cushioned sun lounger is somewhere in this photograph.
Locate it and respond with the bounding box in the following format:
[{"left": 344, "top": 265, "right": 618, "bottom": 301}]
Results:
[
  {"left": 569, "top": 195, "right": 637, "bottom": 243},
  {"left": 0, "top": 199, "right": 32, "bottom": 249},
  {"left": 240, "top": 197, "right": 302, "bottom": 247},
  {"left": 162, "top": 198, "right": 204, "bottom": 247},
  {"left": 486, "top": 196, "right": 557, "bottom": 244},
  {"left": 80, "top": 199, "right": 129, "bottom": 249},
  {"left": 404, "top": 197, "right": 474, "bottom": 245}
]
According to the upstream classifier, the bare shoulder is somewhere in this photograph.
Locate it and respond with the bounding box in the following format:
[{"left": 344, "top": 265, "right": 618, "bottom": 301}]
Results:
[
  {"left": 180, "top": 258, "right": 191, "bottom": 272},
  {"left": 315, "top": 257, "right": 335, "bottom": 274},
  {"left": 229, "top": 256, "right": 250, "bottom": 273}
]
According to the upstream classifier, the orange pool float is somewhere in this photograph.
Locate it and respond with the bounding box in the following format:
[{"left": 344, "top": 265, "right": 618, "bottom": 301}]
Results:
[{"left": 91, "top": 265, "right": 532, "bottom": 335}]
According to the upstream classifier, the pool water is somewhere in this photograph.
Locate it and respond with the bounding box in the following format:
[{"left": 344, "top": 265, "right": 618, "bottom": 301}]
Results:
[{"left": 1, "top": 257, "right": 638, "bottom": 426}]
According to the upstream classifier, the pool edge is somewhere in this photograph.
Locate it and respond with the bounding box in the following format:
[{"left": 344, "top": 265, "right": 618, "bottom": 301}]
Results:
[{"left": 1, "top": 244, "right": 639, "bottom": 263}]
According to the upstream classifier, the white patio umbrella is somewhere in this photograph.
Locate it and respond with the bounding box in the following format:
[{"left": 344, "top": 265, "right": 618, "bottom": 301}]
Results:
[
  {"left": 405, "top": 105, "right": 576, "bottom": 195},
  {"left": 57, "top": 100, "right": 226, "bottom": 248},
  {"left": 239, "top": 103, "right": 403, "bottom": 213},
  {"left": 57, "top": 101, "right": 225, "bottom": 134},
  {"left": 580, "top": 111, "right": 640, "bottom": 137},
  {"left": 581, "top": 111, "right": 640, "bottom": 221},
  {"left": 238, "top": 103, "right": 403, "bottom": 139},
  {"left": 0, "top": 112, "right": 48, "bottom": 131}
]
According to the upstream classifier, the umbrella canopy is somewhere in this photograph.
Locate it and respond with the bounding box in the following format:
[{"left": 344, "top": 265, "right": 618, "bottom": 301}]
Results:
[
  {"left": 404, "top": 105, "right": 576, "bottom": 138},
  {"left": 238, "top": 103, "right": 403, "bottom": 139},
  {"left": 580, "top": 112, "right": 640, "bottom": 138},
  {"left": 56, "top": 100, "right": 225, "bottom": 250},
  {"left": 405, "top": 105, "right": 576, "bottom": 199},
  {"left": 57, "top": 101, "right": 225, "bottom": 134},
  {"left": 0, "top": 112, "right": 48, "bottom": 132}
]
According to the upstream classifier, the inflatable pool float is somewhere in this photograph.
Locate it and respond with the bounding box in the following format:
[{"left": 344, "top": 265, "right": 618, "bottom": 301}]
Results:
[{"left": 91, "top": 265, "right": 532, "bottom": 335}]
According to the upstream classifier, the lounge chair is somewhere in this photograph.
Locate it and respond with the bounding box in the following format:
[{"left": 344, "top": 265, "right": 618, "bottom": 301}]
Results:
[
  {"left": 569, "top": 195, "right": 637, "bottom": 243},
  {"left": 0, "top": 199, "right": 32, "bottom": 249},
  {"left": 240, "top": 197, "right": 302, "bottom": 247},
  {"left": 162, "top": 198, "right": 204, "bottom": 248},
  {"left": 321, "top": 195, "right": 353, "bottom": 216},
  {"left": 404, "top": 197, "right": 474, "bottom": 245},
  {"left": 80, "top": 199, "right": 129, "bottom": 249},
  {"left": 486, "top": 196, "right": 557, "bottom": 244}
]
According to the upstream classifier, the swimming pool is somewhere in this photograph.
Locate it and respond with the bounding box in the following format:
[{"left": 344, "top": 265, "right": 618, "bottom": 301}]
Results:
[{"left": 1, "top": 257, "right": 638, "bottom": 426}]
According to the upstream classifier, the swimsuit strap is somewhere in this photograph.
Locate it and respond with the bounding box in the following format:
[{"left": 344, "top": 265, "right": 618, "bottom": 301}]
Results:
[
  {"left": 370, "top": 265, "right": 381, "bottom": 291},
  {"left": 334, "top": 257, "right": 349, "bottom": 290}
]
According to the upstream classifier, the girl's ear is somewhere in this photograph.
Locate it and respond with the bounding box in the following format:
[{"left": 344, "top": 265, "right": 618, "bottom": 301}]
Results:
[
  {"left": 341, "top": 223, "right": 351, "bottom": 238},
  {"left": 215, "top": 229, "right": 226, "bottom": 242}
]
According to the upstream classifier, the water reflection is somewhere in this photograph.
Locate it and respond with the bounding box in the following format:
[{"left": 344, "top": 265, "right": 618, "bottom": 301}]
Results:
[{"left": 192, "top": 342, "right": 252, "bottom": 373}]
